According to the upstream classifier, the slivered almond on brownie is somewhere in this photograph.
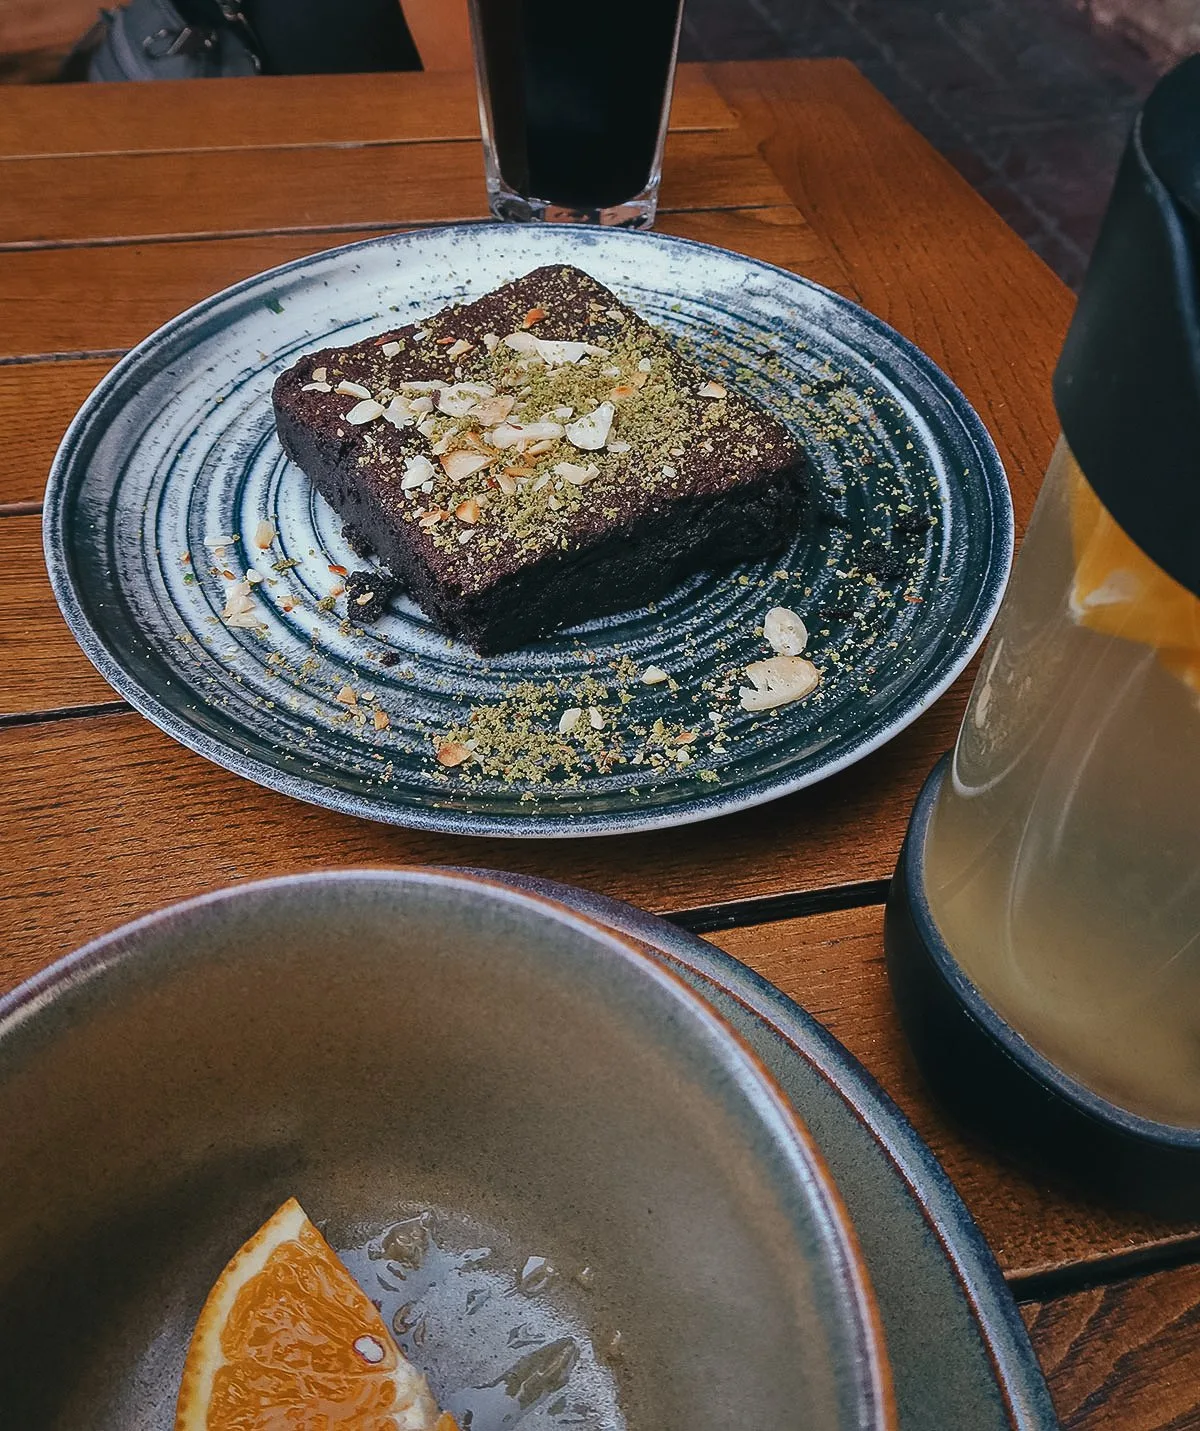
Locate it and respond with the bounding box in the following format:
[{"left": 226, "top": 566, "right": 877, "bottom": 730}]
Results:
[{"left": 272, "top": 264, "right": 809, "bottom": 654}]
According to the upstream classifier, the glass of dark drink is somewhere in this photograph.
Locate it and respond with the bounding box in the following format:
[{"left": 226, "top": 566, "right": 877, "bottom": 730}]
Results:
[{"left": 467, "top": 0, "right": 686, "bottom": 228}]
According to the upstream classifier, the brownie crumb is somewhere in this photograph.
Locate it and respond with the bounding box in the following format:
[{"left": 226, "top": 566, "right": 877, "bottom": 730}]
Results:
[
  {"left": 379, "top": 650, "right": 401, "bottom": 667},
  {"left": 819, "top": 605, "right": 858, "bottom": 621},
  {"left": 894, "top": 512, "right": 933, "bottom": 538},
  {"left": 345, "top": 569, "right": 396, "bottom": 623},
  {"left": 858, "top": 540, "right": 908, "bottom": 581}
]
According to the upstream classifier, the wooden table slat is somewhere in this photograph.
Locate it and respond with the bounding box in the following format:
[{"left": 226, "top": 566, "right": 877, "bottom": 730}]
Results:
[
  {"left": 0, "top": 359, "right": 117, "bottom": 507},
  {"left": 0, "top": 515, "right": 117, "bottom": 713},
  {"left": 0, "top": 128, "right": 787, "bottom": 249},
  {"left": 709, "top": 59, "right": 1074, "bottom": 534},
  {"left": 0, "top": 206, "right": 846, "bottom": 368},
  {"left": 0, "top": 695, "right": 967, "bottom": 965},
  {"left": 1023, "top": 1262, "right": 1200, "bottom": 1429},
  {"left": 709, "top": 910, "right": 1199, "bottom": 1281},
  {"left": 0, "top": 68, "right": 736, "bottom": 162}
]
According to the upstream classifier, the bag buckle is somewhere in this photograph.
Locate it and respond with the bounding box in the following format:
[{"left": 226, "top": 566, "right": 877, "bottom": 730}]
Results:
[{"left": 143, "top": 24, "right": 218, "bottom": 59}]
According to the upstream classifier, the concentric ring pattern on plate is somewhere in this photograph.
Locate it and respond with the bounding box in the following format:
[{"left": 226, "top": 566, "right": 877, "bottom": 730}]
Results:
[{"left": 45, "top": 224, "right": 1012, "bottom": 837}]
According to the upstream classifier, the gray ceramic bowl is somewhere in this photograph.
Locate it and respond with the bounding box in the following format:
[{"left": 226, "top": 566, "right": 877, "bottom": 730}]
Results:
[{"left": 0, "top": 870, "right": 892, "bottom": 1431}]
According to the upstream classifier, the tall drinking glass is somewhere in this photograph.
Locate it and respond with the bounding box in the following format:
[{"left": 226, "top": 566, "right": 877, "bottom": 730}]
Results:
[{"left": 467, "top": 0, "right": 685, "bottom": 228}]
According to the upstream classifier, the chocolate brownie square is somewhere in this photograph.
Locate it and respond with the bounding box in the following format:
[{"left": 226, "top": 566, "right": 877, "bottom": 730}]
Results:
[{"left": 272, "top": 264, "right": 808, "bottom": 653}]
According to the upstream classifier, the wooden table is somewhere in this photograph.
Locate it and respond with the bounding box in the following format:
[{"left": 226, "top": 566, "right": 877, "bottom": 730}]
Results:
[{"left": 1, "top": 59, "right": 1198, "bottom": 1428}]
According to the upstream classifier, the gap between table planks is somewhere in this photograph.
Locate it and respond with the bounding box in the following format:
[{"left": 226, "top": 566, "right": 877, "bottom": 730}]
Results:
[
  {"left": 0, "top": 128, "right": 789, "bottom": 249},
  {"left": 0, "top": 206, "right": 847, "bottom": 374},
  {"left": 0, "top": 65, "right": 736, "bottom": 160}
]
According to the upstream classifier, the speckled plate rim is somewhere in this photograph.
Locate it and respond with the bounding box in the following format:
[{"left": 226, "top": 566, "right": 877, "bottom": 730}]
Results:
[
  {"left": 44, "top": 222, "right": 1014, "bottom": 839},
  {"left": 493, "top": 872, "right": 1057, "bottom": 1431}
]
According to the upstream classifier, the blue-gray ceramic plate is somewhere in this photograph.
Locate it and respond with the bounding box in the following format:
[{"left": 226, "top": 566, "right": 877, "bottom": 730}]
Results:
[
  {"left": 44, "top": 224, "right": 1012, "bottom": 837},
  {"left": 499, "top": 873, "right": 1056, "bottom": 1431}
]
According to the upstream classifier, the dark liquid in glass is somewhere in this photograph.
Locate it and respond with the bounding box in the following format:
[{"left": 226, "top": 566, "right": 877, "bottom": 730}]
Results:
[{"left": 473, "top": 0, "right": 684, "bottom": 211}]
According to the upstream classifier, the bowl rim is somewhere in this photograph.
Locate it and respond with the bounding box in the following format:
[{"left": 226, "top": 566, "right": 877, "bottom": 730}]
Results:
[
  {"left": 0, "top": 865, "right": 896, "bottom": 1430},
  {"left": 903, "top": 755, "right": 1200, "bottom": 1148}
]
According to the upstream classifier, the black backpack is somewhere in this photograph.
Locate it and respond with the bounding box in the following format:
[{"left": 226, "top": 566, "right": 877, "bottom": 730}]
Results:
[{"left": 75, "top": 0, "right": 421, "bottom": 81}]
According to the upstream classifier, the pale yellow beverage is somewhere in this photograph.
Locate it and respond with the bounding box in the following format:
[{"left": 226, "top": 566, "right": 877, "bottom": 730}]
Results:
[{"left": 924, "top": 438, "right": 1200, "bottom": 1127}]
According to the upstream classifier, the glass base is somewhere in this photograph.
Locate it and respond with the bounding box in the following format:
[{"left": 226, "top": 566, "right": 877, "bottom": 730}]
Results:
[{"left": 486, "top": 177, "right": 659, "bottom": 230}]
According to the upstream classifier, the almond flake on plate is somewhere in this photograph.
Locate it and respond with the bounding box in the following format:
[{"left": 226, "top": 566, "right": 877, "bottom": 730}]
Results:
[
  {"left": 763, "top": 606, "right": 809, "bottom": 656},
  {"left": 558, "top": 706, "right": 582, "bottom": 734},
  {"left": 373, "top": 708, "right": 390, "bottom": 730},
  {"left": 739, "top": 656, "right": 820, "bottom": 711},
  {"left": 335, "top": 685, "right": 357, "bottom": 706},
  {"left": 698, "top": 380, "right": 727, "bottom": 399},
  {"left": 436, "top": 741, "right": 474, "bottom": 767},
  {"left": 640, "top": 665, "right": 669, "bottom": 685},
  {"left": 253, "top": 519, "right": 276, "bottom": 550}
]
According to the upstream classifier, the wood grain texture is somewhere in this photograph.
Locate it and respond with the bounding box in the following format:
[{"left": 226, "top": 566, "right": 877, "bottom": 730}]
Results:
[
  {"left": 0, "top": 65, "right": 734, "bottom": 159},
  {"left": 710, "top": 59, "right": 1075, "bottom": 537},
  {"left": 708, "top": 910, "right": 1200, "bottom": 1282},
  {"left": 0, "top": 683, "right": 968, "bottom": 986},
  {"left": 401, "top": 0, "right": 472, "bottom": 72},
  {"left": 0, "top": 206, "right": 844, "bottom": 364},
  {"left": 0, "top": 515, "right": 115, "bottom": 714},
  {"left": 0, "top": 0, "right": 96, "bottom": 56},
  {"left": 0, "top": 358, "right": 114, "bottom": 505},
  {"left": 0, "top": 128, "right": 788, "bottom": 248},
  {"left": 1023, "top": 1262, "right": 1200, "bottom": 1428}
]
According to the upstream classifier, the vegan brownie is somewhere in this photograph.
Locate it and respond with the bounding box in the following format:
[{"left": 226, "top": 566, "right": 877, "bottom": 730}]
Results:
[{"left": 272, "top": 264, "right": 809, "bottom": 654}]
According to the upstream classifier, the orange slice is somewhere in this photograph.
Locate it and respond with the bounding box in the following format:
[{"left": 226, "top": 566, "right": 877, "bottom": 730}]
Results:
[
  {"left": 175, "top": 1197, "right": 459, "bottom": 1431},
  {"left": 1068, "top": 453, "right": 1200, "bottom": 692}
]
